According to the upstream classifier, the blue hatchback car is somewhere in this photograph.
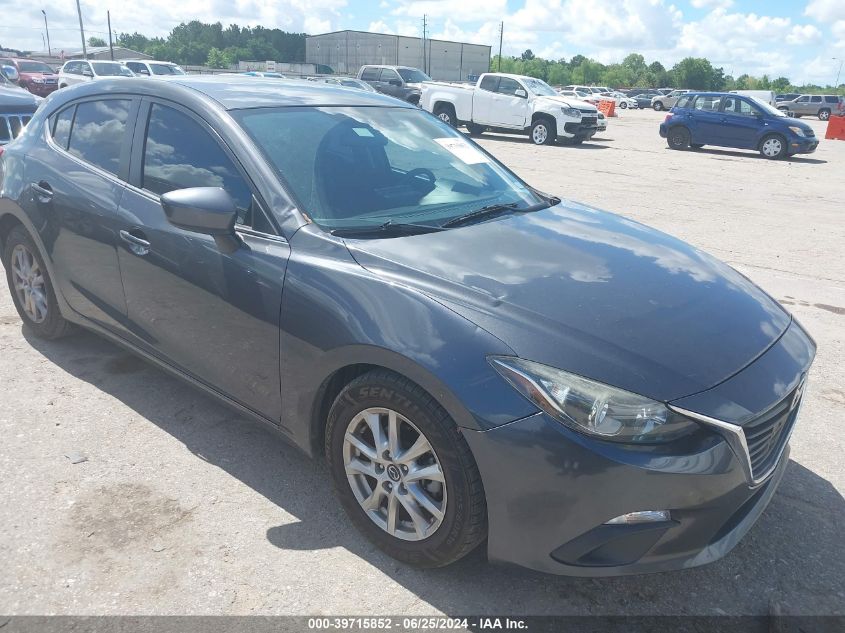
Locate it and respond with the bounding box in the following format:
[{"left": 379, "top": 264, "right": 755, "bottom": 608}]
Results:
[{"left": 659, "top": 92, "right": 819, "bottom": 159}]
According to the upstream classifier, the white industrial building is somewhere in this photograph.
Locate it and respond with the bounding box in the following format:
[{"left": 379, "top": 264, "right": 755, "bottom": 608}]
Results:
[{"left": 306, "top": 30, "right": 491, "bottom": 81}]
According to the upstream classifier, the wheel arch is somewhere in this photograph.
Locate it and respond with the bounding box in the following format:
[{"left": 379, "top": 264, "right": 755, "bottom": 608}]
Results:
[{"left": 0, "top": 213, "right": 24, "bottom": 254}]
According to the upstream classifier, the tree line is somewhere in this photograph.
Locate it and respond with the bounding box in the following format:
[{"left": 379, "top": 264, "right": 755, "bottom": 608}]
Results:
[{"left": 493, "top": 51, "right": 841, "bottom": 94}]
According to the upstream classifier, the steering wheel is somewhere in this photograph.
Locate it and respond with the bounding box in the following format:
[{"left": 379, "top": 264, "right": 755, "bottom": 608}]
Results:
[{"left": 404, "top": 168, "right": 436, "bottom": 188}]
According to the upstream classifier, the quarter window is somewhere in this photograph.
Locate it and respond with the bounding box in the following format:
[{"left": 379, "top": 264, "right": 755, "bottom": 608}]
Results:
[
  {"left": 479, "top": 75, "right": 498, "bottom": 92},
  {"left": 51, "top": 106, "right": 75, "bottom": 150},
  {"left": 142, "top": 103, "right": 259, "bottom": 229},
  {"left": 67, "top": 99, "right": 131, "bottom": 175},
  {"left": 824, "top": 96, "right": 838, "bottom": 104}
]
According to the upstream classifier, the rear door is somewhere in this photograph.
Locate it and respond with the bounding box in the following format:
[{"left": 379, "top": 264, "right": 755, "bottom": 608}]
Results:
[
  {"left": 719, "top": 96, "right": 763, "bottom": 148},
  {"left": 809, "top": 95, "right": 823, "bottom": 116},
  {"left": 684, "top": 95, "right": 723, "bottom": 144},
  {"left": 792, "top": 95, "right": 810, "bottom": 116},
  {"left": 115, "top": 99, "right": 288, "bottom": 421},
  {"left": 22, "top": 97, "right": 136, "bottom": 333},
  {"left": 471, "top": 74, "right": 499, "bottom": 124}
]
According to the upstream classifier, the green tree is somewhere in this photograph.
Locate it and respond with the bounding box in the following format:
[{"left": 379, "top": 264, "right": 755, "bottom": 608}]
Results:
[
  {"left": 671, "top": 57, "right": 718, "bottom": 90},
  {"left": 206, "top": 47, "right": 227, "bottom": 68},
  {"left": 88, "top": 36, "right": 106, "bottom": 47},
  {"left": 521, "top": 49, "right": 535, "bottom": 61}
]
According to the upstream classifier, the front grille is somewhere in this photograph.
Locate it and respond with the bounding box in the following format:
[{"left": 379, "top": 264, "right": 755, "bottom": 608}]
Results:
[
  {"left": 0, "top": 114, "right": 31, "bottom": 144},
  {"left": 581, "top": 116, "right": 597, "bottom": 126},
  {"left": 743, "top": 385, "right": 802, "bottom": 480}
]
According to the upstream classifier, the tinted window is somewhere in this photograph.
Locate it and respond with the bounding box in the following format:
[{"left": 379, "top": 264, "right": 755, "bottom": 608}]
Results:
[
  {"left": 360, "top": 67, "right": 380, "bottom": 81},
  {"left": 149, "top": 63, "right": 184, "bottom": 75},
  {"left": 51, "top": 106, "right": 75, "bottom": 149},
  {"left": 92, "top": 62, "right": 133, "bottom": 77},
  {"left": 379, "top": 68, "right": 400, "bottom": 82},
  {"left": 810, "top": 96, "right": 822, "bottom": 103},
  {"left": 67, "top": 99, "right": 131, "bottom": 175},
  {"left": 397, "top": 68, "right": 430, "bottom": 83},
  {"left": 675, "top": 95, "right": 693, "bottom": 109},
  {"left": 142, "top": 104, "right": 254, "bottom": 227},
  {"left": 824, "top": 96, "right": 838, "bottom": 104},
  {"left": 479, "top": 75, "right": 498, "bottom": 92},
  {"left": 693, "top": 95, "right": 721, "bottom": 111},
  {"left": 497, "top": 77, "right": 523, "bottom": 96},
  {"left": 796, "top": 96, "right": 809, "bottom": 103}
]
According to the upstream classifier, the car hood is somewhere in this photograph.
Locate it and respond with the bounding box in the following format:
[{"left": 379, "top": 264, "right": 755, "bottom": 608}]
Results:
[
  {"left": 537, "top": 95, "right": 597, "bottom": 111},
  {"left": 20, "top": 72, "right": 56, "bottom": 80},
  {"left": 346, "top": 202, "right": 791, "bottom": 402},
  {"left": 0, "top": 83, "right": 39, "bottom": 109}
]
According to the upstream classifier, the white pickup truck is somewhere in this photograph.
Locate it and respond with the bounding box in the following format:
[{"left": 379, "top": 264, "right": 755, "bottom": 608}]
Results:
[{"left": 420, "top": 72, "right": 599, "bottom": 145}]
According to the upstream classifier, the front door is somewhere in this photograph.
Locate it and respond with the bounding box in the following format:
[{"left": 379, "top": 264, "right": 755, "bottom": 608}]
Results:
[
  {"left": 116, "top": 100, "right": 289, "bottom": 421},
  {"left": 719, "top": 96, "right": 764, "bottom": 149},
  {"left": 486, "top": 77, "right": 530, "bottom": 128}
]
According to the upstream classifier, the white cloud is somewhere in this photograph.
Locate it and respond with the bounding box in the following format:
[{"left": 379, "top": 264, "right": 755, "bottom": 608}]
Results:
[
  {"left": 804, "top": 0, "right": 845, "bottom": 23},
  {"left": 786, "top": 24, "right": 822, "bottom": 45},
  {"left": 390, "top": 0, "right": 508, "bottom": 22},
  {"left": 690, "top": 0, "right": 733, "bottom": 9}
]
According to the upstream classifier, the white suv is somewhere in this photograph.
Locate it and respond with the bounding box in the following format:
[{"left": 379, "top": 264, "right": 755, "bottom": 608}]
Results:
[
  {"left": 57, "top": 60, "right": 134, "bottom": 88},
  {"left": 124, "top": 60, "right": 186, "bottom": 77}
]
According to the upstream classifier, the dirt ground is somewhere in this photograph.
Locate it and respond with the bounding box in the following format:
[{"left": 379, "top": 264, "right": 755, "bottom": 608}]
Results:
[{"left": 0, "top": 107, "right": 843, "bottom": 616}]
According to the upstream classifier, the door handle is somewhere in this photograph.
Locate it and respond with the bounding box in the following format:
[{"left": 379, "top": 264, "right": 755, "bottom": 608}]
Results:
[
  {"left": 30, "top": 181, "right": 53, "bottom": 201},
  {"left": 119, "top": 229, "right": 151, "bottom": 256}
]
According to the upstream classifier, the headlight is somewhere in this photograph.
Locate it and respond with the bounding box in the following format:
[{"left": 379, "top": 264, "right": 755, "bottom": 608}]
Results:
[
  {"left": 489, "top": 356, "right": 698, "bottom": 443},
  {"left": 561, "top": 107, "right": 582, "bottom": 119},
  {"left": 788, "top": 126, "right": 806, "bottom": 137}
]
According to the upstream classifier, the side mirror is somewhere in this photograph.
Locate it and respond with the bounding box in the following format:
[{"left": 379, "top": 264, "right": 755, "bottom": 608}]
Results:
[
  {"left": 161, "top": 187, "right": 241, "bottom": 252},
  {"left": 1, "top": 65, "right": 19, "bottom": 83},
  {"left": 139, "top": 69, "right": 150, "bottom": 76},
  {"left": 82, "top": 69, "right": 93, "bottom": 77},
  {"left": 515, "top": 88, "right": 527, "bottom": 98},
  {"left": 388, "top": 79, "right": 402, "bottom": 87}
]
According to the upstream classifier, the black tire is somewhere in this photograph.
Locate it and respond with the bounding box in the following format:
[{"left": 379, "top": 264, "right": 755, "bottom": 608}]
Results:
[
  {"left": 530, "top": 118, "right": 556, "bottom": 145},
  {"left": 3, "top": 225, "right": 72, "bottom": 339},
  {"left": 667, "top": 126, "right": 690, "bottom": 150},
  {"left": 691, "top": 143, "right": 704, "bottom": 149},
  {"left": 819, "top": 108, "right": 831, "bottom": 121},
  {"left": 619, "top": 101, "right": 628, "bottom": 109},
  {"left": 433, "top": 104, "right": 456, "bottom": 127},
  {"left": 326, "top": 369, "right": 487, "bottom": 568},
  {"left": 759, "top": 133, "right": 788, "bottom": 160},
  {"left": 466, "top": 123, "right": 485, "bottom": 137},
  {"left": 653, "top": 101, "right": 664, "bottom": 111}
]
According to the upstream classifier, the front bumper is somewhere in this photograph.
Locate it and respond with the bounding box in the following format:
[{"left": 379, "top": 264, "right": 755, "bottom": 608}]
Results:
[
  {"left": 560, "top": 120, "right": 598, "bottom": 140},
  {"left": 24, "top": 82, "right": 57, "bottom": 97},
  {"left": 464, "top": 410, "right": 790, "bottom": 576},
  {"left": 787, "top": 135, "right": 819, "bottom": 155}
]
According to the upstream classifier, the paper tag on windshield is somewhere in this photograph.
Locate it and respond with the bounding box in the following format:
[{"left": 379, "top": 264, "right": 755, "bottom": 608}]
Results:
[
  {"left": 434, "top": 137, "right": 489, "bottom": 164},
  {"left": 353, "top": 127, "right": 374, "bottom": 137}
]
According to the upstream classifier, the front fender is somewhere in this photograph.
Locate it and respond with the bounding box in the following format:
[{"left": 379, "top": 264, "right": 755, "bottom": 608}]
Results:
[{"left": 278, "top": 226, "right": 539, "bottom": 456}]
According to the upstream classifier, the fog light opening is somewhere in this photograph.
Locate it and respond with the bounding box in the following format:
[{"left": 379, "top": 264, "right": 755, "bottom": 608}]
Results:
[{"left": 604, "top": 510, "right": 671, "bottom": 525}]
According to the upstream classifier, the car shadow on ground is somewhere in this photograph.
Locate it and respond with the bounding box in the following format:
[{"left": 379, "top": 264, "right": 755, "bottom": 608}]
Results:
[
  {"left": 23, "top": 328, "right": 845, "bottom": 616},
  {"left": 473, "top": 133, "right": 612, "bottom": 150},
  {"left": 675, "top": 147, "right": 828, "bottom": 164}
]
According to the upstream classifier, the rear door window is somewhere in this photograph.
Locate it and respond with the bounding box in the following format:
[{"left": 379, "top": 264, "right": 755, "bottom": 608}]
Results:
[
  {"left": 479, "top": 75, "right": 499, "bottom": 92},
  {"left": 67, "top": 99, "right": 132, "bottom": 175},
  {"left": 379, "top": 68, "right": 400, "bottom": 83},
  {"left": 722, "top": 97, "right": 758, "bottom": 117},
  {"left": 810, "top": 96, "right": 822, "bottom": 104},
  {"left": 675, "top": 95, "right": 693, "bottom": 108},
  {"left": 360, "top": 67, "right": 380, "bottom": 81},
  {"left": 51, "top": 106, "right": 75, "bottom": 150},
  {"left": 693, "top": 95, "right": 721, "bottom": 111}
]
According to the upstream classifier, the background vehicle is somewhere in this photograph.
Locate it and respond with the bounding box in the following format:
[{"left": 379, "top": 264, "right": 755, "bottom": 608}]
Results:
[
  {"left": 357, "top": 65, "right": 429, "bottom": 104},
  {"left": 422, "top": 72, "right": 598, "bottom": 145},
  {"left": 652, "top": 89, "right": 690, "bottom": 111},
  {"left": 0, "top": 71, "right": 40, "bottom": 146},
  {"left": 596, "top": 111, "right": 607, "bottom": 132},
  {"left": 0, "top": 58, "right": 58, "bottom": 97},
  {"left": 729, "top": 90, "right": 776, "bottom": 106},
  {"left": 776, "top": 94, "right": 845, "bottom": 120},
  {"left": 660, "top": 92, "right": 818, "bottom": 159},
  {"left": 631, "top": 92, "right": 661, "bottom": 108},
  {"left": 0, "top": 76, "right": 814, "bottom": 578},
  {"left": 241, "top": 71, "right": 288, "bottom": 78},
  {"left": 775, "top": 93, "right": 801, "bottom": 103},
  {"left": 600, "top": 91, "right": 638, "bottom": 109},
  {"left": 311, "top": 76, "right": 376, "bottom": 92},
  {"left": 58, "top": 60, "right": 135, "bottom": 88},
  {"left": 124, "top": 60, "right": 187, "bottom": 76}
]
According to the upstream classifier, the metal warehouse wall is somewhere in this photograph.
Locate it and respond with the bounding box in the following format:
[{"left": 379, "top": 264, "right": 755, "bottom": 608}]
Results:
[{"left": 306, "top": 31, "right": 490, "bottom": 81}]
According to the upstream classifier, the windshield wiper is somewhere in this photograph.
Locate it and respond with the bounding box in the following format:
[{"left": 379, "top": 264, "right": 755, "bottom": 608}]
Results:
[
  {"left": 439, "top": 200, "right": 561, "bottom": 229},
  {"left": 330, "top": 219, "right": 444, "bottom": 239}
]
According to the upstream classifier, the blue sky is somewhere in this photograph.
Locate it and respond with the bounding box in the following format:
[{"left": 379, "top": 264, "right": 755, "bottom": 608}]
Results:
[{"left": 4, "top": 0, "right": 844, "bottom": 84}]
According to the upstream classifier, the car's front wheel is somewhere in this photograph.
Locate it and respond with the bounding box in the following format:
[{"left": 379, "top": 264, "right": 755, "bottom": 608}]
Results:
[
  {"left": 530, "top": 118, "right": 556, "bottom": 145},
  {"left": 326, "top": 370, "right": 487, "bottom": 568},
  {"left": 619, "top": 101, "right": 628, "bottom": 109},
  {"left": 759, "top": 134, "right": 787, "bottom": 159},
  {"left": 3, "top": 225, "right": 72, "bottom": 339},
  {"left": 653, "top": 101, "right": 664, "bottom": 111},
  {"left": 667, "top": 126, "right": 690, "bottom": 150}
]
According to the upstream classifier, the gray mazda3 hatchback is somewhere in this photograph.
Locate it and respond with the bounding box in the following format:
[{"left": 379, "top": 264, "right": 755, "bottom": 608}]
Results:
[{"left": 0, "top": 77, "right": 815, "bottom": 575}]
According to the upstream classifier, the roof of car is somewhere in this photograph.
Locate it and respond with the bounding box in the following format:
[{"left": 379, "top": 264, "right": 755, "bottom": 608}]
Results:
[{"left": 50, "top": 75, "right": 412, "bottom": 110}]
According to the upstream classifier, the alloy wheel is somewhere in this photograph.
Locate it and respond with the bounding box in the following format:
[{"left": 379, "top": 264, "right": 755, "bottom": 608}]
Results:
[
  {"left": 437, "top": 112, "right": 452, "bottom": 125},
  {"left": 10, "top": 244, "right": 48, "bottom": 323},
  {"left": 343, "top": 407, "right": 447, "bottom": 541},
  {"left": 532, "top": 124, "right": 548, "bottom": 144}
]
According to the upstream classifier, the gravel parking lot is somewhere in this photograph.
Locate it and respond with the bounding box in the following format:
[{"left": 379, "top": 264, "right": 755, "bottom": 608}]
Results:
[{"left": 1, "top": 107, "right": 843, "bottom": 617}]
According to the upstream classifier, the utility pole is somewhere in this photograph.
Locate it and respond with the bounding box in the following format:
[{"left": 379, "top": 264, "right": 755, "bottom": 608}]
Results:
[
  {"left": 107, "top": 11, "right": 114, "bottom": 60},
  {"left": 497, "top": 22, "right": 503, "bottom": 72},
  {"left": 422, "top": 14, "right": 427, "bottom": 74},
  {"left": 75, "top": 0, "right": 87, "bottom": 59},
  {"left": 834, "top": 58, "right": 843, "bottom": 89},
  {"left": 41, "top": 10, "right": 52, "bottom": 56}
]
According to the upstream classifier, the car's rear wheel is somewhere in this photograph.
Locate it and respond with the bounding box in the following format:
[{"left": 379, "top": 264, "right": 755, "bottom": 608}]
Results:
[
  {"left": 667, "top": 126, "right": 690, "bottom": 150},
  {"left": 759, "top": 134, "right": 787, "bottom": 159},
  {"left": 530, "top": 118, "right": 556, "bottom": 145},
  {"left": 326, "top": 370, "right": 487, "bottom": 568},
  {"left": 619, "top": 101, "right": 628, "bottom": 109},
  {"left": 433, "top": 104, "right": 456, "bottom": 127},
  {"left": 653, "top": 101, "right": 664, "bottom": 111},
  {"left": 3, "top": 226, "right": 72, "bottom": 339},
  {"left": 819, "top": 108, "right": 831, "bottom": 121}
]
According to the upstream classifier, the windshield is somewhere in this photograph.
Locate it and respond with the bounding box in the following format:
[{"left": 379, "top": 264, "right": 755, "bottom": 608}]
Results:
[
  {"left": 341, "top": 79, "right": 375, "bottom": 91},
  {"left": 149, "top": 63, "right": 185, "bottom": 75},
  {"left": 397, "top": 68, "right": 431, "bottom": 83},
  {"left": 522, "top": 77, "right": 557, "bottom": 96},
  {"left": 234, "top": 106, "right": 546, "bottom": 232},
  {"left": 750, "top": 97, "right": 787, "bottom": 117},
  {"left": 18, "top": 61, "right": 54, "bottom": 74},
  {"left": 92, "top": 63, "right": 134, "bottom": 77}
]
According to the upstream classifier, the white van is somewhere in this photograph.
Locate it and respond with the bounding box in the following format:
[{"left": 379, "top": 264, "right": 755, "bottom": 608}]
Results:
[{"left": 729, "top": 90, "right": 776, "bottom": 106}]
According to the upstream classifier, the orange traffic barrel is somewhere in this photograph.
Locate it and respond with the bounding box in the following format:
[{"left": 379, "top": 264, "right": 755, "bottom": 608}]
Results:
[{"left": 824, "top": 115, "right": 845, "bottom": 141}]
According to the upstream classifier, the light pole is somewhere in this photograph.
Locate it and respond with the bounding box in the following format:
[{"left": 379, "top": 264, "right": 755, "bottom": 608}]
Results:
[
  {"left": 41, "top": 9, "right": 51, "bottom": 56},
  {"left": 75, "top": 0, "right": 87, "bottom": 59},
  {"left": 834, "top": 58, "right": 843, "bottom": 89}
]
